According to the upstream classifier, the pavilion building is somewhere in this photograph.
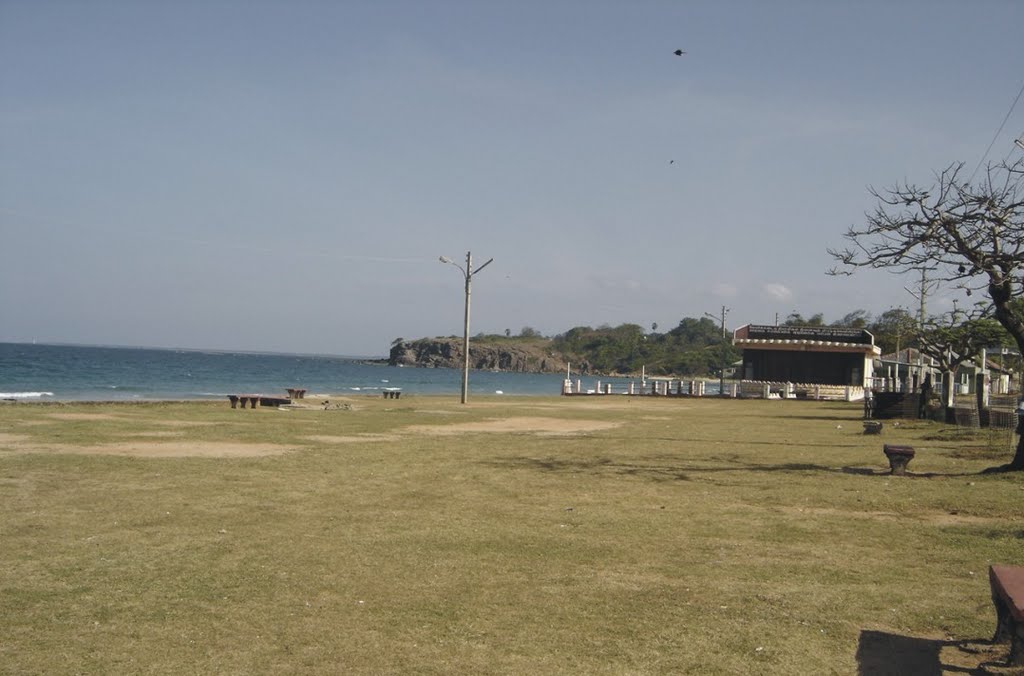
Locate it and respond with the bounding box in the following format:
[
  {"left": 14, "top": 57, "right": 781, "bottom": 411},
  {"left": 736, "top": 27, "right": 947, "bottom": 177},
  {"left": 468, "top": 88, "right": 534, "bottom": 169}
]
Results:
[{"left": 732, "top": 324, "right": 881, "bottom": 400}]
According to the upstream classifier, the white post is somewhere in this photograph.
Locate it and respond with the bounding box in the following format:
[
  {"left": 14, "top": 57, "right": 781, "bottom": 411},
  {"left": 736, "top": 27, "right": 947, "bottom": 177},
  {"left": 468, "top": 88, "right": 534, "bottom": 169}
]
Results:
[{"left": 981, "top": 348, "right": 990, "bottom": 409}]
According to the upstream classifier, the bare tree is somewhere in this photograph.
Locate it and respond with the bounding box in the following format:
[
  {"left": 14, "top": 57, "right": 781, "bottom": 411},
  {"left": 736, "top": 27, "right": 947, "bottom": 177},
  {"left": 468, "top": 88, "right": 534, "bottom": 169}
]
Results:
[
  {"left": 917, "top": 309, "right": 1007, "bottom": 413},
  {"left": 829, "top": 159, "right": 1024, "bottom": 470}
]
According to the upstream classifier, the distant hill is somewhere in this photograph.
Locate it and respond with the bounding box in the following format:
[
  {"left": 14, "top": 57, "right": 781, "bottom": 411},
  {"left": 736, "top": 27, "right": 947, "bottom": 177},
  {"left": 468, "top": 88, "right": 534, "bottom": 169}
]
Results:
[
  {"left": 388, "top": 336, "right": 586, "bottom": 374},
  {"left": 388, "top": 321, "right": 738, "bottom": 377},
  {"left": 388, "top": 311, "right": 926, "bottom": 377}
]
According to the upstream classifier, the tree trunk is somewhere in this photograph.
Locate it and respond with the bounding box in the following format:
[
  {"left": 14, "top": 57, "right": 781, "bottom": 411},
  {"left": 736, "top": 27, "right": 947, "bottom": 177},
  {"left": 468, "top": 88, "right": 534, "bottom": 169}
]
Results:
[
  {"left": 1009, "top": 435, "right": 1024, "bottom": 470},
  {"left": 989, "top": 280, "right": 1024, "bottom": 471}
]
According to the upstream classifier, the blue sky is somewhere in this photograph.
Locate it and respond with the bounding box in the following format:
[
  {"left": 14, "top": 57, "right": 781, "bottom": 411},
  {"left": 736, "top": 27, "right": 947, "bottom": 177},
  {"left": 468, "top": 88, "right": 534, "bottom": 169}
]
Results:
[{"left": 2, "top": 0, "right": 1023, "bottom": 356}]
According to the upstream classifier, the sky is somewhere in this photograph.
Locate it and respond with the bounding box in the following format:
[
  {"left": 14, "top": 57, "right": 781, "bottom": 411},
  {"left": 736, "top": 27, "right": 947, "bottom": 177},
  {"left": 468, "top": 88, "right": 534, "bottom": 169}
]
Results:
[{"left": 2, "top": 0, "right": 1024, "bottom": 356}]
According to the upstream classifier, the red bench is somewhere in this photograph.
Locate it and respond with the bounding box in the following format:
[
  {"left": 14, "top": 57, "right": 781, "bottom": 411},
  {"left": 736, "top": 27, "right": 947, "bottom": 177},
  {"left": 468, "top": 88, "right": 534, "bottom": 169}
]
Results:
[{"left": 990, "top": 564, "right": 1024, "bottom": 665}]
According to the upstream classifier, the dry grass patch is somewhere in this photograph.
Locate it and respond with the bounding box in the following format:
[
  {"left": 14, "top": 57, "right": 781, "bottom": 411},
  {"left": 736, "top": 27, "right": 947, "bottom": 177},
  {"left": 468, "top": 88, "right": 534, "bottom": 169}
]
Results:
[
  {"left": 405, "top": 416, "right": 619, "bottom": 436},
  {"left": 1, "top": 396, "right": 1022, "bottom": 674}
]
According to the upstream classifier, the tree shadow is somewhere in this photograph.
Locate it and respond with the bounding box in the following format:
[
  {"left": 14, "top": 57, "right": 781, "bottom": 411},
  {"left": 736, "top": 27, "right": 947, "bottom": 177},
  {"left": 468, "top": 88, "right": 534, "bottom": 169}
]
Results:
[
  {"left": 855, "top": 629, "right": 1010, "bottom": 675},
  {"left": 581, "top": 433, "right": 870, "bottom": 450},
  {"left": 484, "top": 455, "right": 980, "bottom": 481}
]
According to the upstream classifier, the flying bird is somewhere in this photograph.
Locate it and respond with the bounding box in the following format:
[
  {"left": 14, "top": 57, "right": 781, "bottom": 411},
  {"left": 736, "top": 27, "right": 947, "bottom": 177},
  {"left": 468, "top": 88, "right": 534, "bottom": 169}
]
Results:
[{"left": 674, "top": 49, "right": 686, "bottom": 56}]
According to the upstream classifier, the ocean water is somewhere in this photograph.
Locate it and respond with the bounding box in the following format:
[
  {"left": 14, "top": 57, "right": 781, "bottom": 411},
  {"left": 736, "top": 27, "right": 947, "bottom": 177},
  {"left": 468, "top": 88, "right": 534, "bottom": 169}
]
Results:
[{"left": 0, "top": 342, "right": 611, "bottom": 401}]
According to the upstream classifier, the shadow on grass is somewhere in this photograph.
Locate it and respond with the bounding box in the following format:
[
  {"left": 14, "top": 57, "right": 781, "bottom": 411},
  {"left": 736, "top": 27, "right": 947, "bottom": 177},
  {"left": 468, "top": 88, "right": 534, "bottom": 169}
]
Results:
[
  {"left": 581, "top": 434, "right": 870, "bottom": 450},
  {"left": 745, "top": 413, "right": 862, "bottom": 422},
  {"left": 485, "top": 455, "right": 882, "bottom": 482},
  {"left": 855, "top": 629, "right": 1009, "bottom": 675},
  {"left": 483, "top": 456, "right": 981, "bottom": 481}
]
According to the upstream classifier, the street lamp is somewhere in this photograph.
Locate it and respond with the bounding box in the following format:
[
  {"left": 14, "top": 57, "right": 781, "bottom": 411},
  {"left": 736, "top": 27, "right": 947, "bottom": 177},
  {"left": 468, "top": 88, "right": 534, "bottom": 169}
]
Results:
[
  {"left": 439, "top": 251, "right": 493, "bottom": 404},
  {"left": 704, "top": 305, "right": 730, "bottom": 396}
]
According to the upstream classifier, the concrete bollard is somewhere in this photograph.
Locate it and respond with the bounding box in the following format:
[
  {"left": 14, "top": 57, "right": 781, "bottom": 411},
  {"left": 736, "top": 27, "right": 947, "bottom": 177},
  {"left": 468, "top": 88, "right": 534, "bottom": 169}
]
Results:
[{"left": 883, "top": 444, "right": 915, "bottom": 475}]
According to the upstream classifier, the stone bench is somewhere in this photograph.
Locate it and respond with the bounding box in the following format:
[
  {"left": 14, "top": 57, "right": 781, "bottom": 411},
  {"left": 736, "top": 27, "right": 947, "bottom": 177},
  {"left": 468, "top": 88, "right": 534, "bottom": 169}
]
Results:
[
  {"left": 228, "top": 394, "right": 290, "bottom": 409},
  {"left": 990, "top": 564, "right": 1024, "bottom": 665},
  {"left": 883, "top": 444, "right": 915, "bottom": 475}
]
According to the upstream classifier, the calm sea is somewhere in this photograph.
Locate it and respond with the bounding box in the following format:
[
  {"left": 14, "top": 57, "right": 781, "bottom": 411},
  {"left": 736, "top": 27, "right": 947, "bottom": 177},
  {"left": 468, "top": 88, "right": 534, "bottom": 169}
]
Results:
[{"left": 0, "top": 342, "right": 614, "bottom": 401}]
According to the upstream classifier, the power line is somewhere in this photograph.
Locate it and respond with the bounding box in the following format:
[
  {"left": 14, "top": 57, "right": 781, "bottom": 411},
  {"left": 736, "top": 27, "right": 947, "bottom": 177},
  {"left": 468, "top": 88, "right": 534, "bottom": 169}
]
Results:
[{"left": 969, "top": 79, "right": 1024, "bottom": 183}]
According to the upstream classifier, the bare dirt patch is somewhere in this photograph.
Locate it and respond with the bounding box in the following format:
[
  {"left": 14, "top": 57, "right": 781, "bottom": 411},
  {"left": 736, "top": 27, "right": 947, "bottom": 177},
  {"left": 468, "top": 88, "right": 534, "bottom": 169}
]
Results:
[
  {"left": 405, "top": 416, "right": 620, "bottom": 436},
  {"left": 46, "top": 413, "right": 126, "bottom": 422},
  {"left": 4, "top": 441, "right": 293, "bottom": 458},
  {"left": 142, "top": 419, "right": 225, "bottom": 427},
  {"left": 304, "top": 434, "right": 400, "bottom": 444},
  {"left": 501, "top": 400, "right": 692, "bottom": 413},
  {"left": 122, "top": 431, "right": 185, "bottom": 438},
  {"left": 0, "top": 433, "right": 31, "bottom": 445}
]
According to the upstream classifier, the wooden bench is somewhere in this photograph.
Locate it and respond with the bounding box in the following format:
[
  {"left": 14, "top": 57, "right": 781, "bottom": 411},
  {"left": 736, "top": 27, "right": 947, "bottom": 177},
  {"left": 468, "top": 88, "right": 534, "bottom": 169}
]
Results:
[
  {"left": 863, "top": 421, "right": 883, "bottom": 435},
  {"left": 990, "top": 564, "right": 1024, "bottom": 665},
  {"left": 883, "top": 444, "right": 915, "bottom": 475}
]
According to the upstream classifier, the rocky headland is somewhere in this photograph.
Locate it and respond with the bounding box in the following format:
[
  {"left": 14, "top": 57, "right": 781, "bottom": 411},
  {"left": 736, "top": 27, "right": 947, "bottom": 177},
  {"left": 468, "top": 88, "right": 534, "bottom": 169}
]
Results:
[{"left": 387, "top": 338, "right": 590, "bottom": 374}]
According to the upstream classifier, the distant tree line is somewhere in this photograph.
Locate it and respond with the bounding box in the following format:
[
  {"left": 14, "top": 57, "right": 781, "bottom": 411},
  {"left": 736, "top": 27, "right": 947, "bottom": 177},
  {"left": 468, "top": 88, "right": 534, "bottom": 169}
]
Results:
[
  {"left": 550, "top": 319, "right": 735, "bottom": 376},
  {"left": 431, "top": 306, "right": 1019, "bottom": 380}
]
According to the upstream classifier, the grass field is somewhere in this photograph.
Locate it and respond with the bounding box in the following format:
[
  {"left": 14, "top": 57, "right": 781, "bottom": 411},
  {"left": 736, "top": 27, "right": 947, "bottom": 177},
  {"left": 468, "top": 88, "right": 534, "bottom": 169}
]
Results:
[{"left": 1, "top": 394, "right": 1022, "bottom": 674}]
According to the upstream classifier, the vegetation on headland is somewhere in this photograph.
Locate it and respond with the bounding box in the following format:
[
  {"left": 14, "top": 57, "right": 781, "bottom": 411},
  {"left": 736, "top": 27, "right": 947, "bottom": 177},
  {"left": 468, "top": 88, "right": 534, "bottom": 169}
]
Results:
[
  {"left": 389, "top": 319, "right": 740, "bottom": 377},
  {"left": 389, "top": 308, "right": 1000, "bottom": 378}
]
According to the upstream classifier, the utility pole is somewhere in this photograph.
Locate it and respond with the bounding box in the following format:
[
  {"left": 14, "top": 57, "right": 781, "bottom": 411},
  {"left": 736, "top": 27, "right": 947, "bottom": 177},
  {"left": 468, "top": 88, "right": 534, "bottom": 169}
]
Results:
[
  {"left": 904, "top": 267, "right": 938, "bottom": 391},
  {"left": 705, "top": 306, "right": 730, "bottom": 395},
  {"left": 440, "top": 251, "right": 493, "bottom": 404}
]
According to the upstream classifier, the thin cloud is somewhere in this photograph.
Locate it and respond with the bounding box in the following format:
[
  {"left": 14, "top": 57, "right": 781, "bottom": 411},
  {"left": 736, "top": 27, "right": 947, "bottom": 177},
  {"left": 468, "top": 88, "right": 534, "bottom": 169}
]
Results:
[
  {"left": 762, "top": 283, "right": 793, "bottom": 302},
  {"left": 711, "top": 283, "right": 738, "bottom": 298}
]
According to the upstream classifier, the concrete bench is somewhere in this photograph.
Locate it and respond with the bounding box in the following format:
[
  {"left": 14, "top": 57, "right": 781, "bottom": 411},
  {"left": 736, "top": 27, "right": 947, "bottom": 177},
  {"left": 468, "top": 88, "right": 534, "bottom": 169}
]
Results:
[
  {"left": 990, "top": 564, "right": 1024, "bottom": 665},
  {"left": 228, "top": 394, "right": 290, "bottom": 409},
  {"left": 883, "top": 444, "right": 915, "bottom": 475}
]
